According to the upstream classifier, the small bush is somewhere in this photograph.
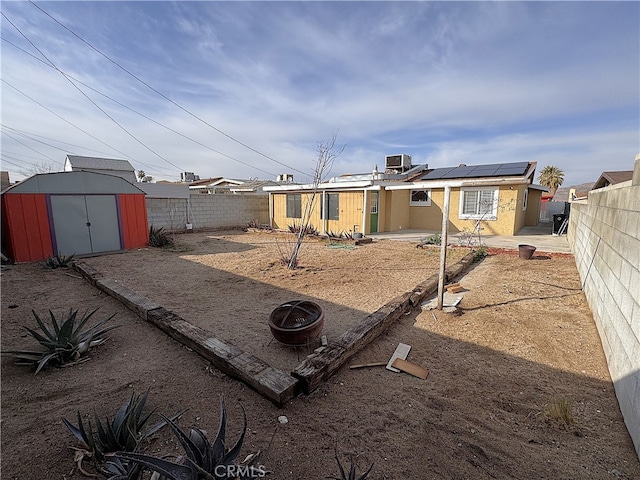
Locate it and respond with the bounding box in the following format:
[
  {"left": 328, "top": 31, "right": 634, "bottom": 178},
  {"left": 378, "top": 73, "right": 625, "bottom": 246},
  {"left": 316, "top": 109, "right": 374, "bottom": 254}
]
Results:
[
  {"left": 544, "top": 397, "right": 576, "bottom": 426},
  {"left": 288, "top": 223, "right": 318, "bottom": 236},
  {"left": 473, "top": 246, "right": 488, "bottom": 261},
  {"left": 44, "top": 254, "right": 75, "bottom": 269},
  {"left": 148, "top": 225, "right": 174, "bottom": 248},
  {"left": 2, "top": 308, "right": 118, "bottom": 374}
]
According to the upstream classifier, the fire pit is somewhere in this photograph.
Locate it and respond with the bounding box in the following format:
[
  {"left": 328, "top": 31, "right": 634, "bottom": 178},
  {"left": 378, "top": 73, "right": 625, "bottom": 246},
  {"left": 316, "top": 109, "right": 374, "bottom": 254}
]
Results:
[{"left": 268, "top": 300, "right": 324, "bottom": 346}]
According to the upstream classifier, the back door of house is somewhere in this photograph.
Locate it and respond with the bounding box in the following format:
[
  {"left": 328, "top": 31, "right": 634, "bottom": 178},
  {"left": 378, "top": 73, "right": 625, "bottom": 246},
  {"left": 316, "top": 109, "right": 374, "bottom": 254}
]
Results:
[
  {"left": 369, "top": 191, "right": 379, "bottom": 233},
  {"left": 50, "top": 195, "right": 122, "bottom": 256}
]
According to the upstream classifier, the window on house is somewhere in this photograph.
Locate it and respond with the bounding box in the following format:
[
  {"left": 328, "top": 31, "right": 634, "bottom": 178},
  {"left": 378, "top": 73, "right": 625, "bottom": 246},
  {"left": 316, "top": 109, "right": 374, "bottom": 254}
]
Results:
[
  {"left": 286, "top": 193, "right": 301, "bottom": 218},
  {"left": 522, "top": 189, "right": 528, "bottom": 211},
  {"left": 410, "top": 189, "right": 431, "bottom": 206},
  {"left": 459, "top": 188, "right": 498, "bottom": 220},
  {"left": 321, "top": 193, "right": 340, "bottom": 220}
]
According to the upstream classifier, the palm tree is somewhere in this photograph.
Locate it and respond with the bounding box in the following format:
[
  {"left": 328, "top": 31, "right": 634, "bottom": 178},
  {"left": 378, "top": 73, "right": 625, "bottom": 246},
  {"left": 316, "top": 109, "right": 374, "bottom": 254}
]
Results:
[
  {"left": 538, "top": 165, "right": 564, "bottom": 197},
  {"left": 136, "top": 170, "right": 146, "bottom": 182}
]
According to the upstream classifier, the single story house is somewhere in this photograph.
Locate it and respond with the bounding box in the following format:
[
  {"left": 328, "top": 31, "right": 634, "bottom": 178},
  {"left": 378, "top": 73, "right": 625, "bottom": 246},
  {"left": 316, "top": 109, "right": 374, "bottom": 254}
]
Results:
[
  {"left": 189, "top": 177, "right": 293, "bottom": 195},
  {"left": 64, "top": 155, "right": 137, "bottom": 183},
  {"left": 591, "top": 171, "right": 634, "bottom": 190},
  {"left": 263, "top": 159, "right": 547, "bottom": 236}
]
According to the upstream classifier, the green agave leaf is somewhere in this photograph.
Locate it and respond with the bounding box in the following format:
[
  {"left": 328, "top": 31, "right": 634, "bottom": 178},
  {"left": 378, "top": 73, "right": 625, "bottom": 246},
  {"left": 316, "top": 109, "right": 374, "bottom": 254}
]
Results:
[
  {"left": 49, "top": 310, "right": 62, "bottom": 337},
  {"left": 31, "top": 310, "right": 57, "bottom": 342},
  {"left": 159, "top": 414, "right": 202, "bottom": 465},
  {"left": 211, "top": 398, "right": 227, "bottom": 462},
  {"left": 57, "top": 310, "right": 79, "bottom": 345},
  {"left": 62, "top": 414, "right": 91, "bottom": 449},
  {"left": 142, "top": 409, "right": 186, "bottom": 439},
  {"left": 72, "top": 308, "right": 100, "bottom": 339},
  {"left": 35, "top": 351, "right": 61, "bottom": 374},
  {"left": 114, "top": 452, "right": 194, "bottom": 480},
  {"left": 220, "top": 405, "right": 247, "bottom": 467}
]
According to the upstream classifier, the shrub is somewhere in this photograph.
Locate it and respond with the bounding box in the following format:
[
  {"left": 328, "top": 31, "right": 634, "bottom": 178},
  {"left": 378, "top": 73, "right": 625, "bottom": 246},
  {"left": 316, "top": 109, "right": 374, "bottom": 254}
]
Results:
[
  {"left": 63, "top": 391, "right": 182, "bottom": 477},
  {"left": 328, "top": 451, "right": 374, "bottom": 480},
  {"left": 148, "top": 226, "right": 174, "bottom": 248},
  {"left": 544, "top": 397, "right": 575, "bottom": 426},
  {"left": 3, "top": 308, "right": 118, "bottom": 374},
  {"left": 114, "top": 398, "right": 263, "bottom": 480},
  {"left": 44, "top": 254, "right": 75, "bottom": 269},
  {"left": 473, "top": 246, "right": 488, "bottom": 262}
]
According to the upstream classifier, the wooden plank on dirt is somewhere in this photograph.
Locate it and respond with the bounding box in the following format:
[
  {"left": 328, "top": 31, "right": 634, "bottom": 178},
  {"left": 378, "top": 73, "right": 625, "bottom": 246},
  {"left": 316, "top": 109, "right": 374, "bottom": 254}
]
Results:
[
  {"left": 95, "top": 278, "right": 161, "bottom": 320},
  {"left": 349, "top": 362, "right": 387, "bottom": 369},
  {"left": 391, "top": 358, "right": 429, "bottom": 380},
  {"left": 386, "top": 343, "right": 411, "bottom": 372}
]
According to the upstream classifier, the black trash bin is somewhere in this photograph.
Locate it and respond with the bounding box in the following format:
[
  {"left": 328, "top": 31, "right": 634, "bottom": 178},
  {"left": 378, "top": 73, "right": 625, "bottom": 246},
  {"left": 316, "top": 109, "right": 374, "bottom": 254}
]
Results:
[{"left": 553, "top": 214, "right": 567, "bottom": 235}]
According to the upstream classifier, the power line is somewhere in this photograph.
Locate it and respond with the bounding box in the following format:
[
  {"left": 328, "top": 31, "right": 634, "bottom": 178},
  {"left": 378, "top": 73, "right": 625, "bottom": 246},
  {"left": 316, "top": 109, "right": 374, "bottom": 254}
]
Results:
[
  {"left": 2, "top": 36, "right": 277, "bottom": 179},
  {"left": 29, "top": 1, "right": 311, "bottom": 178},
  {"left": 1, "top": 11, "right": 186, "bottom": 175}
]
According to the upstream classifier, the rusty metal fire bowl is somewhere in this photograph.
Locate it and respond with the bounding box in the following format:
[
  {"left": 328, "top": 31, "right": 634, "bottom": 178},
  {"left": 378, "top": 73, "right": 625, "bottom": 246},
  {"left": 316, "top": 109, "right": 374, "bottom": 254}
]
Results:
[{"left": 268, "top": 300, "right": 325, "bottom": 346}]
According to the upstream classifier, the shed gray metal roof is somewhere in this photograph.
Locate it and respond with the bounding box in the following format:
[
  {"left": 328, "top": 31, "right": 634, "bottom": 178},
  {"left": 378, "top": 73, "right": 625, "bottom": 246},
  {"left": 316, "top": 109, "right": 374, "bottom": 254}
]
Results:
[
  {"left": 66, "top": 155, "right": 135, "bottom": 172},
  {"left": 2, "top": 171, "right": 145, "bottom": 195}
]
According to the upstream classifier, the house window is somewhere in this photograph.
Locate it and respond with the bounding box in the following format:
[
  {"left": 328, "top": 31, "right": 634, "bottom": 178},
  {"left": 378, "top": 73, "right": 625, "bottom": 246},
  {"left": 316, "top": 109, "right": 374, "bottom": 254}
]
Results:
[
  {"left": 286, "top": 194, "right": 301, "bottom": 218},
  {"left": 410, "top": 189, "right": 431, "bottom": 206},
  {"left": 522, "top": 189, "right": 528, "bottom": 211},
  {"left": 321, "top": 193, "right": 340, "bottom": 220},
  {"left": 459, "top": 188, "right": 498, "bottom": 220}
]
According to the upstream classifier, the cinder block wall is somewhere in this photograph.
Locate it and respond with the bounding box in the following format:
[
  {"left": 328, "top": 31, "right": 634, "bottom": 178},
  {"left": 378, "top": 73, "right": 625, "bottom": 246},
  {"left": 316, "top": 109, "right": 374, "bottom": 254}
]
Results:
[
  {"left": 146, "top": 195, "right": 269, "bottom": 230},
  {"left": 568, "top": 158, "right": 640, "bottom": 459}
]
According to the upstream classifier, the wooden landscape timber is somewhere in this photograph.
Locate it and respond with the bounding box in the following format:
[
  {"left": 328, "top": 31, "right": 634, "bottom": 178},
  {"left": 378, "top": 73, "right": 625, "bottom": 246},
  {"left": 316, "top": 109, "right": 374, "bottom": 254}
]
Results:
[
  {"left": 293, "top": 251, "right": 475, "bottom": 393},
  {"left": 73, "top": 249, "right": 476, "bottom": 405},
  {"left": 73, "top": 261, "right": 299, "bottom": 407}
]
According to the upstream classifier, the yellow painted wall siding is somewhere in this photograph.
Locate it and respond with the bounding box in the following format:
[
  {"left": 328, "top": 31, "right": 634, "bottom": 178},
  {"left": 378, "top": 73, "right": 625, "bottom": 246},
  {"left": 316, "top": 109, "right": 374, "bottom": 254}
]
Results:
[
  {"left": 270, "top": 191, "right": 364, "bottom": 234},
  {"left": 525, "top": 189, "right": 542, "bottom": 226},
  {"left": 402, "top": 186, "right": 521, "bottom": 236},
  {"left": 384, "top": 189, "right": 411, "bottom": 231},
  {"left": 513, "top": 185, "right": 528, "bottom": 234}
]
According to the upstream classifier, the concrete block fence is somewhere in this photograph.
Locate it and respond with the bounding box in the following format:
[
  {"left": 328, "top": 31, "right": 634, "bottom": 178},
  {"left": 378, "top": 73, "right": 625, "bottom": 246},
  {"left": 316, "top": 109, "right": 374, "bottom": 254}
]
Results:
[
  {"left": 146, "top": 194, "right": 269, "bottom": 230},
  {"left": 568, "top": 158, "right": 640, "bottom": 459}
]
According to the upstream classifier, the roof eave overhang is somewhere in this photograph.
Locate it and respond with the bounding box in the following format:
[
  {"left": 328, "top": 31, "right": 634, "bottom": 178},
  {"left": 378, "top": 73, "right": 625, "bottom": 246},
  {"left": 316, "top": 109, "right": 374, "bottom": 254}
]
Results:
[
  {"left": 385, "top": 176, "right": 532, "bottom": 190},
  {"left": 263, "top": 180, "right": 374, "bottom": 192}
]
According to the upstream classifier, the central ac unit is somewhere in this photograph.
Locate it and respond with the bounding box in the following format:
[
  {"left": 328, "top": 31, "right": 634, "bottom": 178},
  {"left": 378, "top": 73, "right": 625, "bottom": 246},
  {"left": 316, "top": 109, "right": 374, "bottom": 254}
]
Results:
[{"left": 385, "top": 154, "right": 412, "bottom": 171}]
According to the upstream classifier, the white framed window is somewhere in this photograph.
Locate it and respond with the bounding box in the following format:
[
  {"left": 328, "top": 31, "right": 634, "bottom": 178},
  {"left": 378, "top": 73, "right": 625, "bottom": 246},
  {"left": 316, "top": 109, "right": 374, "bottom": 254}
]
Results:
[
  {"left": 522, "top": 189, "right": 528, "bottom": 211},
  {"left": 459, "top": 188, "right": 498, "bottom": 220},
  {"left": 410, "top": 189, "right": 431, "bottom": 206}
]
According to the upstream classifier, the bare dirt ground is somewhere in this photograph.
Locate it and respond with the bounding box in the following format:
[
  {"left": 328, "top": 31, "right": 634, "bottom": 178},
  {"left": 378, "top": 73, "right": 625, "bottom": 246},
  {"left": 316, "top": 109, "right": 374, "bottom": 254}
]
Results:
[{"left": 2, "top": 230, "right": 639, "bottom": 480}]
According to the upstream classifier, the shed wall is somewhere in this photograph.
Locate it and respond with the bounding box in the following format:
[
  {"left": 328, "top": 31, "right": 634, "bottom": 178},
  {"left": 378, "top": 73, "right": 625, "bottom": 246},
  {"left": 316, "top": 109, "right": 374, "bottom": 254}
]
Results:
[
  {"left": 119, "top": 194, "right": 149, "bottom": 249},
  {"left": 1, "top": 194, "right": 53, "bottom": 262}
]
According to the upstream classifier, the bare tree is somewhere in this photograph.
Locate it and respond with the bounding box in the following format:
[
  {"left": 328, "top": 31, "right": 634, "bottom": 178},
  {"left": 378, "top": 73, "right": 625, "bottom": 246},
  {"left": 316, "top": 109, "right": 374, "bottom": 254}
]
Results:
[
  {"left": 285, "top": 133, "right": 345, "bottom": 270},
  {"left": 19, "top": 161, "right": 59, "bottom": 177}
]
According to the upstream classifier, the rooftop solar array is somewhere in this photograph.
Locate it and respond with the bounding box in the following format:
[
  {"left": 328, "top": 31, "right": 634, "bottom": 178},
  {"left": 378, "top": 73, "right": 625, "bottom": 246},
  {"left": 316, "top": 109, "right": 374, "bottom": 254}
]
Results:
[{"left": 419, "top": 162, "right": 530, "bottom": 181}]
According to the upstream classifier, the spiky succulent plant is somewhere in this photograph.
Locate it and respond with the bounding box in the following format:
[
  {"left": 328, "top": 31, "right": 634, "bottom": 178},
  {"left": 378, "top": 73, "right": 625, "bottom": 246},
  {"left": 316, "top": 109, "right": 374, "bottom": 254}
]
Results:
[
  {"left": 43, "top": 253, "right": 75, "bottom": 269},
  {"left": 3, "top": 308, "right": 119, "bottom": 374},
  {"left": 63, "top": 390, "right": 181, "bottom": 477},
  {"left": 327, "top": 452, "right": 374, "bottom": 480},
  {"left": 115, "top": 398, "right": 262, "bottom": 480}
]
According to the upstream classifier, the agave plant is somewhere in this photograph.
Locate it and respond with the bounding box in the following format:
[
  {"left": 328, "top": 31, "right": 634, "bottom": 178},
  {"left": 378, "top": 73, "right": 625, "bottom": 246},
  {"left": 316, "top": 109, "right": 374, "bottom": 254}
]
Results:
[
  {"left": 148, "top": 225, "right": 174, "bottom": 248},
  {"left": 115, "top": 398, "right": 262, "bottom": 480},
  {"left": 44, "top": 253, "right": 75, "bottom": 269},
  {"left": 327, "top": 451, "right": 374, "bottom": 480},
  {"left": 63, "top": 391, "right": 182, "bottom": 477},
  {"left": 3, "top": 308, "right": 119, "bottom": 374}
]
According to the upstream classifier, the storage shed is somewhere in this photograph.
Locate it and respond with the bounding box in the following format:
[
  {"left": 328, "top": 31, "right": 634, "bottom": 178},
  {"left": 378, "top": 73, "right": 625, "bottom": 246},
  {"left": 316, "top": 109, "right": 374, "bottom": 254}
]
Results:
[{"left": 1, "top": 171, "right": 148, "bottom": 263}]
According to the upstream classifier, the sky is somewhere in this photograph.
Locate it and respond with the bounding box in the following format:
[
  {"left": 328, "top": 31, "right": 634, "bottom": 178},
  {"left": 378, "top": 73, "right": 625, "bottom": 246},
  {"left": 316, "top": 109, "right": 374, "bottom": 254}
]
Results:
[{"left": 1, "top": 1, "right": 638, "bottom": 187}]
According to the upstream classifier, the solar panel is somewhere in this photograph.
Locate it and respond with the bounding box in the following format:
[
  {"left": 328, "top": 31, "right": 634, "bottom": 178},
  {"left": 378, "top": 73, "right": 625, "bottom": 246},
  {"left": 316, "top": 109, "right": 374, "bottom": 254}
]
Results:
[{"left": 417, "top": 162, "right": 530, "bottom": 181}]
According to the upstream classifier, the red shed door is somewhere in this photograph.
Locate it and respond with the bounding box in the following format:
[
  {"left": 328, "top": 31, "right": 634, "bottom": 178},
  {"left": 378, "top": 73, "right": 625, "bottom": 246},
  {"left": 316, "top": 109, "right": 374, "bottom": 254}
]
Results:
[{"left": 50, "top": 195, "right": 122, "bottom": 256}]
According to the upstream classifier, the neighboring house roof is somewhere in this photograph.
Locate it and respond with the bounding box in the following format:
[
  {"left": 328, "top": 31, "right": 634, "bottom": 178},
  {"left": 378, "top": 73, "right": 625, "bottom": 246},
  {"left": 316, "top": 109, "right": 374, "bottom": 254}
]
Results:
[
  {"left": 136, "top": 183, "right": 190, "bottom": 199},
  {"left": 65, "top": 155, "right": 135, "bottom": 172},
  {"left": 65, "top": 155, "right": 137, "bottom": 183},
  {"left": 591, "top": 171, "right": 633, "bottom": 190}
]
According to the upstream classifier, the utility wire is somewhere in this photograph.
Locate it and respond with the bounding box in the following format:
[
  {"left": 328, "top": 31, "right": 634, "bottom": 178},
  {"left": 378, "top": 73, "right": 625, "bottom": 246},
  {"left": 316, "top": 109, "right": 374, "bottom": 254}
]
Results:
[
  {"left": 2, "top": 12, "right": 185, "bottom": 175},
  {"left": 1, "top": 130, "right": 61, "bottom": 165},
  {"left": 29, "top": 0, "right": 311, "bottom": 178},
  {"left": 3, "top": 36, "right": 276, "bottom": 179}
]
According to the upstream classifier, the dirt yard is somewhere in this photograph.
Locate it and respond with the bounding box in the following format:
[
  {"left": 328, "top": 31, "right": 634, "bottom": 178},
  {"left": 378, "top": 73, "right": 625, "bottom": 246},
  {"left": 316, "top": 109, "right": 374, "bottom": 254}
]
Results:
[{"left": 2, "top": 230, "right": 639, "bottom": 479}]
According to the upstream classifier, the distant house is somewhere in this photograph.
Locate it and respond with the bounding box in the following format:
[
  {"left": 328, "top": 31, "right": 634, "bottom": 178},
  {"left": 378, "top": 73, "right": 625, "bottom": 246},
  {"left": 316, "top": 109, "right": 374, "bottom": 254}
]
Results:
[
  {"left": 189, "top": 177, "right": 283, "bottom": 195},
  {"left": 64, "top": 155, "right": 137, "bottom": 183},
  {"left": 591, "top": 171, "right": 634, "bottom": 190},
  {"left": 264, "top": 158, "right": 546, "bottom": 236}
]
